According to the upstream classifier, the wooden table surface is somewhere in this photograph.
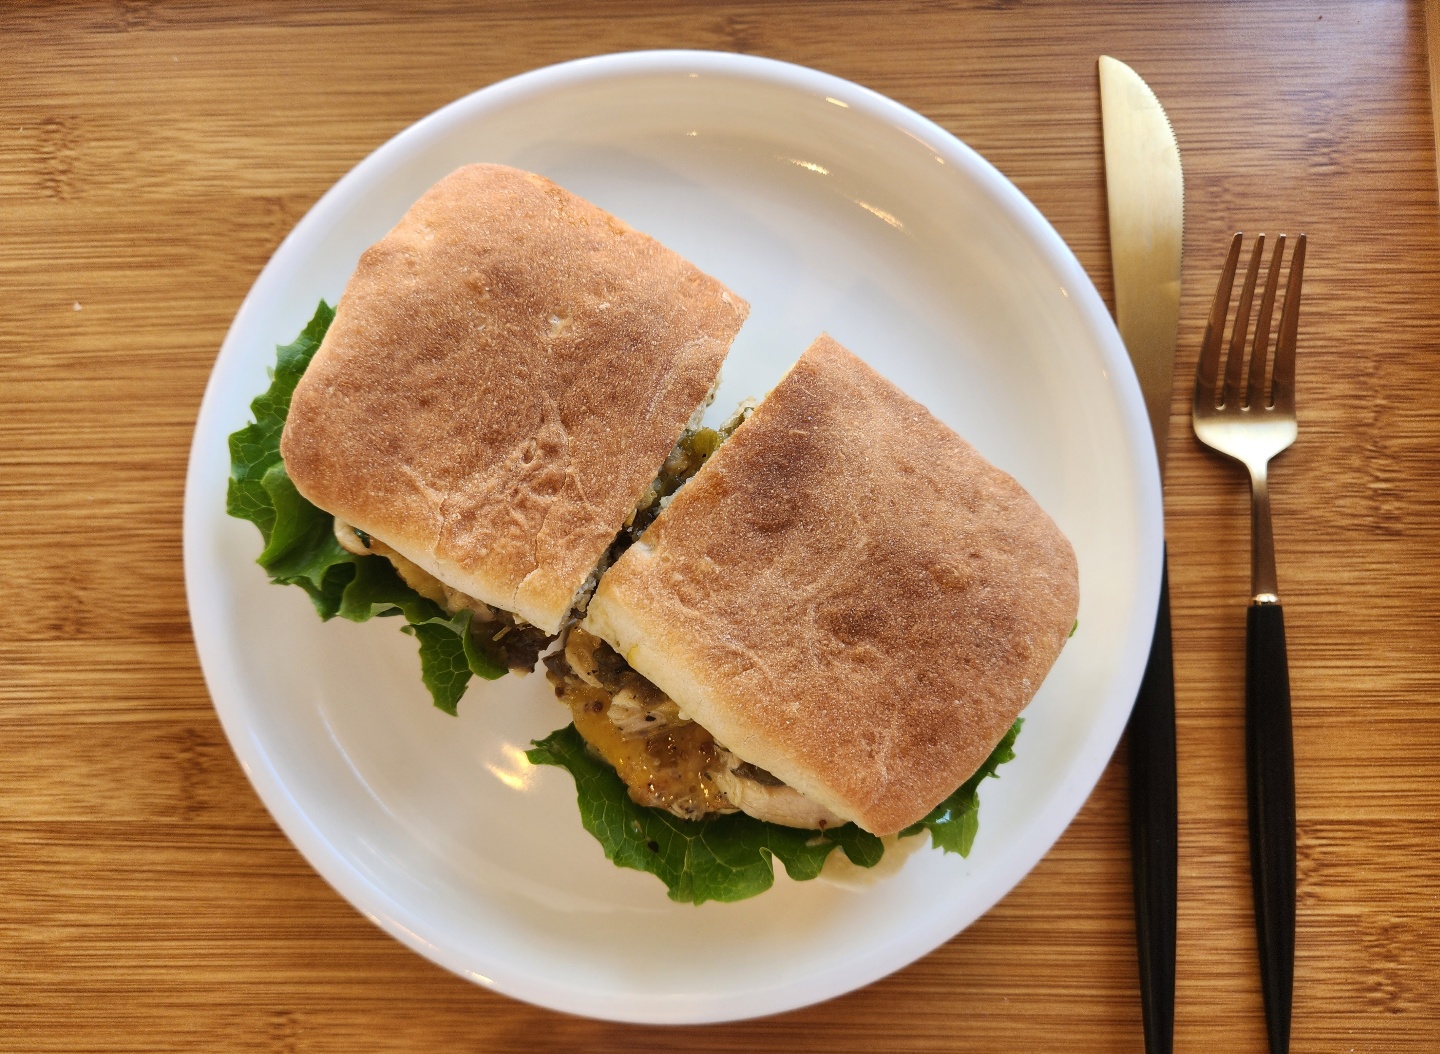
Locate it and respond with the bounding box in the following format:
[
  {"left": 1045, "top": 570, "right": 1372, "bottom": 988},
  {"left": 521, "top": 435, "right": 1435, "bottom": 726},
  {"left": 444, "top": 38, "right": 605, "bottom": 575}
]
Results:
[{"left": 5, "top": 1, "right": 1439, "bottom": 1050}]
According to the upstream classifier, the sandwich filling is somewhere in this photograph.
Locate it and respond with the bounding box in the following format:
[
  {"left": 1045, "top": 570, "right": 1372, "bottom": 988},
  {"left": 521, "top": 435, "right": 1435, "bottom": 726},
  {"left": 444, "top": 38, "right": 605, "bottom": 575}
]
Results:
[{"left": 543, "top": 627, "right": 846, "bottom": 829}]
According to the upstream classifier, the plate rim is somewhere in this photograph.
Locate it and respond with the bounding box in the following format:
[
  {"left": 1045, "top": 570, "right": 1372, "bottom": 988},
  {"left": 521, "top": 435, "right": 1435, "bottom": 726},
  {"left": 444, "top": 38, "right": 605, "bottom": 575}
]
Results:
[{"left": 183, "top": 48, "right": 1163, "bottom": 1023}]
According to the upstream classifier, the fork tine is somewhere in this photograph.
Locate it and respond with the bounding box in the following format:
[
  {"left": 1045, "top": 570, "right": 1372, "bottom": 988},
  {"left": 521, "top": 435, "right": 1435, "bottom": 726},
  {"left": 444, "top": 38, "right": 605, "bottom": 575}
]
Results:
[
  {"left": 1223, "top": 234, "right": 1266, "bottom": 409},
  {"left": 1246, "top": 235, "right": 1287, "bottom": 409},
  {"left": 1197, "top": 232, "right": 1244, "bottom": 409},
  {"left": 1271, "top": 233, "right": 1306, "bottom": 411}
]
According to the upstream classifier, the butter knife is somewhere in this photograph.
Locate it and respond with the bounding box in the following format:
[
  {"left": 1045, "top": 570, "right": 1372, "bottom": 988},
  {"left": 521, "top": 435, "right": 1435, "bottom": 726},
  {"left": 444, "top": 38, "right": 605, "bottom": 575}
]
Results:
[{"left": 1100, "top": 54, "right": 1184, "bottom": 1054}]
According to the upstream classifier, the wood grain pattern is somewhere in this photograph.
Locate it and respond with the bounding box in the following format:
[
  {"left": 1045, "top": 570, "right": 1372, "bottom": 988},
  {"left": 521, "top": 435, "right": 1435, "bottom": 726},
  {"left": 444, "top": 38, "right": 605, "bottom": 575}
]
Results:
[{"left": 3, "top": 1, "right": 1438, "bottom": 1050}]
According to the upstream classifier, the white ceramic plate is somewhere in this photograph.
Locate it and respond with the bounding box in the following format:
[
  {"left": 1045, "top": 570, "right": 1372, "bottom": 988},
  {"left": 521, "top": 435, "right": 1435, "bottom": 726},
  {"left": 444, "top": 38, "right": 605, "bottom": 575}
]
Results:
[{"left": 184, "top": 51, "right": 1162, "bottom": 1024}]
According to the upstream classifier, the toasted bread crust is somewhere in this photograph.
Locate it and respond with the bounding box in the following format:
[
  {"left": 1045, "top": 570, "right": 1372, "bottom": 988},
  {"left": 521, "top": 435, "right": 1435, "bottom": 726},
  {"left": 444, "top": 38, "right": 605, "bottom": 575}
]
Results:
[
  {"left": 280, "top": 164, "right": 748, "bottom": 633},
  {"left": 584, "top": 335, "right": 1079, "bottom": 834}
]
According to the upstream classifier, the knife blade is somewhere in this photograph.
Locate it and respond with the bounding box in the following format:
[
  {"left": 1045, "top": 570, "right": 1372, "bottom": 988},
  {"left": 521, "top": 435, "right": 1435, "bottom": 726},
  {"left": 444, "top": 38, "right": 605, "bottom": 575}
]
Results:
[{"left": 1099, "top": 54, "right": 1183, "bottom": 1054}]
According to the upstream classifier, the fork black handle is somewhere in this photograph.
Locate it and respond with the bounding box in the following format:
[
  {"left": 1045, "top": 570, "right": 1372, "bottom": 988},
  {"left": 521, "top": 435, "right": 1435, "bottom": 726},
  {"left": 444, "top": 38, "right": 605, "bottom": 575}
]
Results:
[
  {"left": 1129, "top": 553, "right": 1177, "bottom": 1054},
  {"left": 1246, "top": 602, "right": 1295, "bottom": 1054}
]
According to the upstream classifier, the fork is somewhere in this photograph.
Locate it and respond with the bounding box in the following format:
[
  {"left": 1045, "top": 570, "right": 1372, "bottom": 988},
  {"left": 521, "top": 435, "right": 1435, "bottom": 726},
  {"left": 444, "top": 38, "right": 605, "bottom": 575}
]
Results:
[{"left": 1193, "top": 231, "right": 1305, "bottom": 1054}]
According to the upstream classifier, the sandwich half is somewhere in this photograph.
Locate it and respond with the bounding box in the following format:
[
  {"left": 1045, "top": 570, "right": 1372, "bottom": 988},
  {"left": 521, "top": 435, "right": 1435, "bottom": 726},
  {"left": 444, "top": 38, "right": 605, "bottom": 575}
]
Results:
[
  {"left": 548, "top": 335, "right": 1079, "bottom": 835},
  {"left": 279, "top": 164, "right": 749, "bottom": 669}
]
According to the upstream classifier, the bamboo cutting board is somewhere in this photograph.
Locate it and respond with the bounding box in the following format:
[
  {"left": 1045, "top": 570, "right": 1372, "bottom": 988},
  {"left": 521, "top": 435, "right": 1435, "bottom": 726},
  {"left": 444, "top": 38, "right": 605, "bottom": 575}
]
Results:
[{"left": 2, "top": 1, "right": 1438, "bottom": 1050}]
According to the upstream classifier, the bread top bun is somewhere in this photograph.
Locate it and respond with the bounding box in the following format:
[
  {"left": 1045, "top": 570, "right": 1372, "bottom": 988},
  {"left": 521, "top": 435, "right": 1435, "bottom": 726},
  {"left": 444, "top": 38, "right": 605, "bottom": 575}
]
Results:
[
  {"left": 280, "top": 164, "right": 748, "bottom": 633},
  {"left": 583, "top": 335, "right": 1079, "bottom": 834}
]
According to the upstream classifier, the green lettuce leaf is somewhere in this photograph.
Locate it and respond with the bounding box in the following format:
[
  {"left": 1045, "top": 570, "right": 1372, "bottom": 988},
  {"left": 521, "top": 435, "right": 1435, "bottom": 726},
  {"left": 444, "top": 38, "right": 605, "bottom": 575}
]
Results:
[
  {"left": 528, "top": 719, "right": 1021, "bottom": 902},
  {"left": 401, "top": 610, "right": 508, "bottom": 715},
  {"left": 225, "top": 301, "right": 501, "bottom": 710},
  {"left": 899, "top": 718, "right": 1022, "bottom": 855},
  {"left": 456, "top": 611, "right": 509, "bottom": 682},
  {"left": 402, "top": 616, "right": 476, "bottom": 717},
  {"left": 335, "top": 552, "right": 445, "bottom": 624},
  {"left": 526, "top": 724, "right": 884, "bottom": 904},
  {"left": 227, "top": 301, "right": 335, "bottom": 542}
]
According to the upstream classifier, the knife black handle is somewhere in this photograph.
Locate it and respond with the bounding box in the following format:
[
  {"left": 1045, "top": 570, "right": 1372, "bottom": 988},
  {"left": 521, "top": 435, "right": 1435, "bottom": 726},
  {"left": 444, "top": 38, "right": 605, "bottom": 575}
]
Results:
[
  {"left": 1246, "top": 602, "right": 1295, "bottom": 1054},
  {"left": 1129, "top": 553, "right": 1177, "bottom": 1054}
]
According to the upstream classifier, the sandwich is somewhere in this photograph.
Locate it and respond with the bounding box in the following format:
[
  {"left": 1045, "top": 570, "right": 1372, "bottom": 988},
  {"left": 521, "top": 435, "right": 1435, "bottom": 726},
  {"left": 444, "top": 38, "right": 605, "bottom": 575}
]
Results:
[
  {"left": 234, "top": 163, "right": 747, "bottom": 704},
  {"left": 226, "top": 164, "right": 1078, "bottom": 902},
  {"left": 540, "top": 335, "right": 1079, "bottom": 839}
]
